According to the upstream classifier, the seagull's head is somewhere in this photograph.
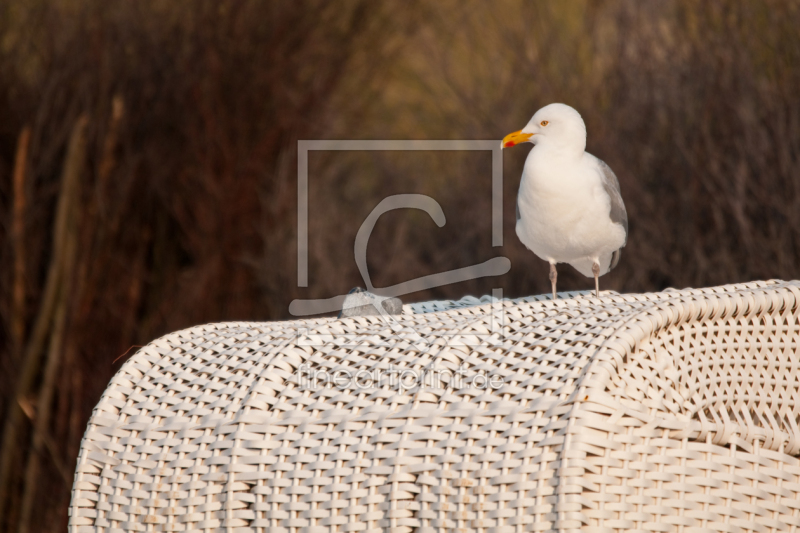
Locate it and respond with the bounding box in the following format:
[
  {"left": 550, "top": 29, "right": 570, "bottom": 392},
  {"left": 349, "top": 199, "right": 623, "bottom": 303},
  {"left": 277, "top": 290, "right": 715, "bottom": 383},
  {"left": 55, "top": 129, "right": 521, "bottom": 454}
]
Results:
[{"left": 502, "top": 103, "right": 587, "bottom": 155}]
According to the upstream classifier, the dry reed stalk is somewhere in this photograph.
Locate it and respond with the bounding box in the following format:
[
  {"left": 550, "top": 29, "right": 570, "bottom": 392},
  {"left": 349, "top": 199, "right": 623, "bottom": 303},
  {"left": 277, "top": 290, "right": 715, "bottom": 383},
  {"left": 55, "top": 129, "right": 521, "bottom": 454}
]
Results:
[
  {"left": 96, "top": 95, "right": 124, "bottom": 214},
  {"left": 18, "top": 246, "right": 78, "bottom": 533},
  {"left": 11, "top": 127, "right": 31, "bottom": 361}
]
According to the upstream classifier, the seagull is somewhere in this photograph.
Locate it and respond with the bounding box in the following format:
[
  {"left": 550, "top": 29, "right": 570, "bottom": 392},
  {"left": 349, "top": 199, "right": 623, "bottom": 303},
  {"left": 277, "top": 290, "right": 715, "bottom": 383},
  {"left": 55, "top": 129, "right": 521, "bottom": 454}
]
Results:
[{"left": 502, "top": 103, "right": 628, "bottom": 299}]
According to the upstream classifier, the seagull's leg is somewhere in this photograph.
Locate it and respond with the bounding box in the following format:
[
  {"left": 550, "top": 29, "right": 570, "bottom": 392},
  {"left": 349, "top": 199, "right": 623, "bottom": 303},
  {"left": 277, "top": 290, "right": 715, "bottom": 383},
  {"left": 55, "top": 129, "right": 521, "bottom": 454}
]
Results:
[
  {"left": 549, "top": 262, "right": 557, "bottom": 300},
  {"left": 592, "top": 261, "right": 600, "bottom": 297}
]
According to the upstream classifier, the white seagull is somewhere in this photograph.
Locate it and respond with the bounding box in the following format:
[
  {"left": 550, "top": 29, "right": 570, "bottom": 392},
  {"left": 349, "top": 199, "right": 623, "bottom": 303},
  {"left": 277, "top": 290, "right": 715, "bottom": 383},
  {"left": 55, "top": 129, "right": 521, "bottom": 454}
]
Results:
[{"left": 502, "top": 103, "right": 628, "bottom": 299}]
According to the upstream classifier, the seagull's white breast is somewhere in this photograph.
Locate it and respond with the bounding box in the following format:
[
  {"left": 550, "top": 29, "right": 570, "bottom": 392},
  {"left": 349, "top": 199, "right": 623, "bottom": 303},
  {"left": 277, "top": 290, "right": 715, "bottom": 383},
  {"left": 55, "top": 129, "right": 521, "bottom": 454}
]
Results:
[{"left": 515, "top": 149, "right": 626, "bottom": 275}]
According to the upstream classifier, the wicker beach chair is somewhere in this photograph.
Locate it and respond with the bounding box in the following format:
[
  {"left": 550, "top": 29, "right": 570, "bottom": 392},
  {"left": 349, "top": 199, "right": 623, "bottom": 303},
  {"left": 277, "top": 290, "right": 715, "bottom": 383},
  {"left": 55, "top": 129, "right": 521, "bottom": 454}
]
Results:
[{"left": 69, "top": 280, "right": 800, "bottom": 533}]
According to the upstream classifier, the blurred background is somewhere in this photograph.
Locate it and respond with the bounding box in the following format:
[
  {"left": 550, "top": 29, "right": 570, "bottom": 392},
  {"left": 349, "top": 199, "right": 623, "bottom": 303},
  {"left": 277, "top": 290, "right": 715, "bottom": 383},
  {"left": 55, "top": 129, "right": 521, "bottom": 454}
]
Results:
[{"left": 0, "top": 0, "right": 798, "bottom": 530}]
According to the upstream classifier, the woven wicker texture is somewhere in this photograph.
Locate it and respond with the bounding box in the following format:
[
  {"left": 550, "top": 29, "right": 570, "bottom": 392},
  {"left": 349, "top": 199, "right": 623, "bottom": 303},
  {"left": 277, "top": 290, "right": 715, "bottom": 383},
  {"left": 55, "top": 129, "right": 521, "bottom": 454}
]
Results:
[{"left": 69, "top": 280, "right": 800, "bottom": 533}]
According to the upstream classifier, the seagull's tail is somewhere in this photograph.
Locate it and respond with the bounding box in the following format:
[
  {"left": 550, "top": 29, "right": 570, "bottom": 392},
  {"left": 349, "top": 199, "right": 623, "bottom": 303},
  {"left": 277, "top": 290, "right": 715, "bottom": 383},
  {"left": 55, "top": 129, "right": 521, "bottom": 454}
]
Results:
[{"left": 609, "top": 248, "right": 622, "bottom": 271}]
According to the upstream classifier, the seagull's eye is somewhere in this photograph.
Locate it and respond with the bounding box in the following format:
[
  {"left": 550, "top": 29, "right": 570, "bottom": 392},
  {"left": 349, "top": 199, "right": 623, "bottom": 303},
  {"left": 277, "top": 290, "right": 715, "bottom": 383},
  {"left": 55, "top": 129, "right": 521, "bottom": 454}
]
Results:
[{"left": 540, "top": 120, "right": 549, "bottom": 126}]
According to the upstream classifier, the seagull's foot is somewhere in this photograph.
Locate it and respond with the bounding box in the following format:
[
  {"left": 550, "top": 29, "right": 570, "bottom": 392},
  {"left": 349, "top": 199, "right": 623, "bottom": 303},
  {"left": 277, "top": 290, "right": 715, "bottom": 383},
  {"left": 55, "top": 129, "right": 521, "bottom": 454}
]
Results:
[
  {"left": 592, "top": 262, "right": 600, "bottom": 298},
  {"left": 549, "top": 263, "right": 558, "bottom": 300}
]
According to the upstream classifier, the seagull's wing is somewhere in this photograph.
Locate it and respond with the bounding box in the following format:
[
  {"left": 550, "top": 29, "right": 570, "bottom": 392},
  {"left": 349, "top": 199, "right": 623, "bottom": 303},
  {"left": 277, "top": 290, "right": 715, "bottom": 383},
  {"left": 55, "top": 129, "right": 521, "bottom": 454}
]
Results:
[
  {"left": 595, "top": 158, "right": 628, "bottom": 240},
  {"left": 594, "top": 157, "right": 628, "bottom": 271},
  {"left": 516, "top": 195, "right": 520, "bottom": 222}
]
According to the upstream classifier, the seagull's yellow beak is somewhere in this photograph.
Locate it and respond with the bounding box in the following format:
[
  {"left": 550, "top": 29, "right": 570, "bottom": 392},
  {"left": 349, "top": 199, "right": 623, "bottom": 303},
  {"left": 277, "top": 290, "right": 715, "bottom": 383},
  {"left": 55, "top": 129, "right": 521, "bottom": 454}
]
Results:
[{"left": 501, "top": 130, "right": 534, "bottom": 149}]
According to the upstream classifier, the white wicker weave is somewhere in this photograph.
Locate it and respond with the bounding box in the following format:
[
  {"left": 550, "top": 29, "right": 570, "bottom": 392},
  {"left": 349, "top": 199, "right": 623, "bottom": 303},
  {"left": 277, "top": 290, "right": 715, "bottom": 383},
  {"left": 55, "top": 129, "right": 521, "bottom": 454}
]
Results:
[{"left": 69, "top": 280, "right": 800, "bottom": 533}]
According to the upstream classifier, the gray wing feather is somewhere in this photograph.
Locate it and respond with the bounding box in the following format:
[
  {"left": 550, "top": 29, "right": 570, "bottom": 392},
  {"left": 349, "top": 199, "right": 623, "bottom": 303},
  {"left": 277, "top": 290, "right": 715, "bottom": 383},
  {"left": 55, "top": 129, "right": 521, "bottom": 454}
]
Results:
[
  {"left": 596, "top": 158, "right": 627, "bottom": 272},
  {"left": 516, "top": 195, "right": 520, "bottom": 222},
  {"left": 597, "top": 158, "right": 628, "bottom": 242}
]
